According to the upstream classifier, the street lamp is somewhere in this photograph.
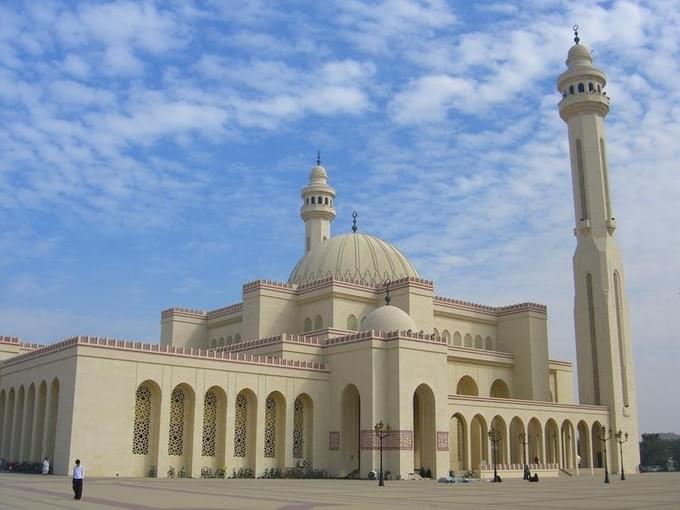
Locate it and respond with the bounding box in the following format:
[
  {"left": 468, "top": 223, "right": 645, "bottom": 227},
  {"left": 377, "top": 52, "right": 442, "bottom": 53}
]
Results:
[
  {"left": 374, "top": 420, "right": 391, "bottom": 487},
  {"left": 615, "top": 430, "right": 629, "bottom": 481},
  {"left": 488, "top": 429, "right": 501, "bottom": 482},
  {"left": 519, "top": 432, "right": 530, "bottom": 479},
  {"left": 598, "top": 425, "right": 612, "bottom": 484}
]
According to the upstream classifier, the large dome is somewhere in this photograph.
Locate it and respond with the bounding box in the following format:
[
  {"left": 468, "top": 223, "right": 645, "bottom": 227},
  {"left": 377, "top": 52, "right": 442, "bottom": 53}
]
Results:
[{"left": 288, "top": 233, "right": 419, "bottom": 285}]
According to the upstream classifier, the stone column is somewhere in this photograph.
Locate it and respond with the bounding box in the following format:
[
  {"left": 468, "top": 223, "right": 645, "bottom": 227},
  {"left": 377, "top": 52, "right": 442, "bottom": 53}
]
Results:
[
  {"left": 223, "top": 379, "right": 236, "bottom": 476},
  {"left": 190, "top": 383, "right": 205, "bottom": 478},
  {"left": 154, "top": 374, "right": 172, "bottom": 477},
  {"left": 284, "top": 395, "right": 295, "bottom": 468},
  {"left": 39, "top": 388, "right": 52, "bottom": 461},
  {"left": 253, "top": 392, "right": 266, "bottom": 476}
]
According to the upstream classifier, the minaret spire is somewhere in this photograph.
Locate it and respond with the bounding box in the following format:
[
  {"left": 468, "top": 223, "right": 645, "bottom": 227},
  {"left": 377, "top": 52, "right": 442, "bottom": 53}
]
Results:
[
  {"left": 557, "top": 32, "right": 639, "bottom": 475},
  {"left": 300, "top": 154, "right": 336, "bottom": 253}
]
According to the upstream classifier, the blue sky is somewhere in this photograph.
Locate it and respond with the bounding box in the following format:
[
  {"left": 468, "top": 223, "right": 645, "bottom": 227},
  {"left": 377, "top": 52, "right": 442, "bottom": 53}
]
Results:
[{"left": 1, "top": 1, "right": 679, "bottom": 434}]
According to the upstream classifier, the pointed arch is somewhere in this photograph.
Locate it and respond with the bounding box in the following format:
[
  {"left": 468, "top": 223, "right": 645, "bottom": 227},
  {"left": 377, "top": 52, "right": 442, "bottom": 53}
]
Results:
[
  {"left": 453, "top": 332, "right": 462, "bottom": 346},
  {"left": 470, "top": 414, "right": 488, "bottom": 471},
  {"left": 202, "top": 386, "right": 227, "bottom": 469},
  {"left": 484, "top": 336, "right": 493, "bottom": 350},
  {"left": 490, "top": 415, "right": 508, "bottom": 464},
  {"left": 168, "top": 383, "right": 196, "bottom": 472},
  {"left": 456, "top": 376, "right": 478, "bottom": 396},
  {"left": 528, "top": 417, "right": 543, "bottom": 465},
  {"left": 341, "top": 384, "right": 361, "bottom": 475},
  {"left": 44, "top": 379, "right": 59, "bottom": 465},
  {"left": 0, "top": 390, "right": 5, "bottom": 459},
  {"left": 544, "top": 419, "right": 560, "bottom": 464},
  {"left": 591, "top": 421, "right": 604, "bottom": 468},
  {"left": 293, "top": 393, "right": 314, "bottom": 464},
  {"left": 490, "top": 379, "right": 510, "bottom": 398},
  {"left": 314, "top": 314, "right": 323, "bottom": 330},
  {"left": 21, "top": 383, "right": 35, "bottom": 461},
  {"left": 264, "top": 391, "right": 286, "bottom": 467},
  {"left": 577, "top": 420, "right": 591, "bottom": 468},
  {"left": 234, "top": 388, "right": 257, "bottom": 470},
  {"left": 464, "top": 333, "right": 472, "bottom": 347},
  {"left": 413, "top": 384, "right": 436, "bottom": 476},
  {"left": 346, "top": 314, "right": 358, "bottom": 331},
  {"left": 442, "top": 330, "right": 451, "bottom": 345},
  {"left": 2, "top": 388, "right": 15, "bottom": 459},
  {"left": 449, "top": 412, "right": 467, "bottom": 472},
  {"left": 509, "top": 416, "right": 525, "bottom": 465},
  {"left": 474, "top": 335, "right": 483, "bottom": 349}
]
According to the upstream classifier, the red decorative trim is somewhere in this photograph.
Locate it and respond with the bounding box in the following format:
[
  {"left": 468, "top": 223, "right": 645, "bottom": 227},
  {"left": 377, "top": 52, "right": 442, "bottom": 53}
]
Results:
[
  {"left": 329, "top": 431, "right": 340, "bottom": 451},
  {"left": 0, "top": 335, "right": 327, "bottom": 372},
  {"left": 434, "top": 296, "right": 546, "bottom": 316},
  {"left": 437, "top": 431, "right": 449, "bottom": 451}
]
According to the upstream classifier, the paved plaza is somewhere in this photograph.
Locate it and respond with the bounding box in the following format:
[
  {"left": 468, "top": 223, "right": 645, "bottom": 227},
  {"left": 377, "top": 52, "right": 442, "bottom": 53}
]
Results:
[{"left": 0, "top": 473, "right": 679, "bottom": 510}]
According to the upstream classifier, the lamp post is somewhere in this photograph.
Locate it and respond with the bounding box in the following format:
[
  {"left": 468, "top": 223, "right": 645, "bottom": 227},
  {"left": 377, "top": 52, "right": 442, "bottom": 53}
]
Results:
[
  {"left": 598, "top": 425, "right": 612, "bottom": 484},
  {"left": 488, "top": 429, "right": 501, "bottom": 482},
  {"left": 519, "top": 432, "right": 530, "bottom": 479},
  {"left": 615, "top": 430, "right": 629, "bottom": 481},
  {"left": 374, "top": 420, "right": 391, "bottom": 487}
]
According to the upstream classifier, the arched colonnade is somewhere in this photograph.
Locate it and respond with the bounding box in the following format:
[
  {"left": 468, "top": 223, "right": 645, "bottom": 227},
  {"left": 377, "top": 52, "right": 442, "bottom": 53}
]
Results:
[
  {"left": 448, "top": 411, "right": 606, "bottom": 474},
  {"left": 131, "top": 380, "right": 315, "bottom": 476},
  {"left": 0, "top": 379, "right": 60, "bottom": 465}
]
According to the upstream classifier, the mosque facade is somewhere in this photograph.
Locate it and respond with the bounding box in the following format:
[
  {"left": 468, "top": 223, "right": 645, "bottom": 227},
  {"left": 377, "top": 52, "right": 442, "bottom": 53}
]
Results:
[{"left": 0, "top": 36, "right": 640, "bottom": 479}]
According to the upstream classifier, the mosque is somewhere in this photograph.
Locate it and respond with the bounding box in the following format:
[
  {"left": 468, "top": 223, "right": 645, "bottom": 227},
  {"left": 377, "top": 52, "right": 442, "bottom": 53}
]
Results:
[{"left": 0, "top": 34, "right": 640, "bottom": 479}]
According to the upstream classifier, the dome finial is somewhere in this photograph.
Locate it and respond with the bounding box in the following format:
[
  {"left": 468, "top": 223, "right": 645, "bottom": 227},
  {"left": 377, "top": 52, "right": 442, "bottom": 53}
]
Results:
[
  {"left": 316, "top": 150, "right": 321, "bottom": 166},
  {"left": 351, "top": 211, "right": 358, "bottom": 233},
  {"left": 573, "top": 24, "right": 580, "bottom": 44},
  {"left": 384, "top": 279, "right": 391, "bottom": 305}
]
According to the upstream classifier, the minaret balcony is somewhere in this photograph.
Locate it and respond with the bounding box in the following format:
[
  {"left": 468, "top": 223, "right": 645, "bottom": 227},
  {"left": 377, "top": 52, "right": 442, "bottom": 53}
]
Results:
[{"left": 559, "top": 92, "right": 609, "bottom": 120}]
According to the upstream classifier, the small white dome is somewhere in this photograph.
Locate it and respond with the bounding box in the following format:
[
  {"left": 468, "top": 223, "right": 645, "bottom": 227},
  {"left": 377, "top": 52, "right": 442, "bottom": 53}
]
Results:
[
  {"left": 362, "top": 305, "right": 417, "bottom": 333},
  {"left": 288, "top": 233, "right": 419, "bottom": 285},
  {"left": 566, "top": 43, "right": 593, "bottom": 68},
  {"left": 310, "top": 165, "right": 327, "bottom": 181}
]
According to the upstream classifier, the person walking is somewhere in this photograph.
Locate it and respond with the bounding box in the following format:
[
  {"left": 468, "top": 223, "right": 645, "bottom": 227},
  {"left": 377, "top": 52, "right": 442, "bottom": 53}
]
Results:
[
  {"left": 72, "top": 459, "right": 84, "bottom": 500},
  {"left": 42, "top": 458, "right": 49, "bottom": 476}
]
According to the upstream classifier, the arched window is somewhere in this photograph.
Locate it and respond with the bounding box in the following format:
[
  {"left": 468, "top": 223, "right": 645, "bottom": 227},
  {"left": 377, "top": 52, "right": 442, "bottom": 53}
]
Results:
[
  {"left": 304, "top": 318, "right": 312, "bottom": 332},
  {"left": 597, "top": 84, "right": 602, "bottom": 93},
  {"left": 578, "top": 83, "right": 585, "bottom": 93},
  {"left": 464, "top": 333, "right": 472, "bottom": 347},
  {"left": 485, "top": 337, "right": 493, "bottom": 350},
  {"left": 201, "top": 391, "right": 217, "bottom": 456},
  {"left": 317, "top": 196, "right": 322, "bottom": 204},
  {"left": 346, "top": 314, "right": 358, "bottom": 331},
  {"left": 305, "top": 198, "right": 309, "bottom": 205},
  {"left": 132, "top": 385, "right": 152, "bottom": 454},
  {"left": 442, "top": 330, "right": 451, "bottom": 344},
  {"left": 219, "top": 337, "right": 224, "bottom": 347},
  {"left": 456, "top": 376, "right": 479, "bottom": 396},
  {"left": 234, "top": 334, "right": 241, "bottom": 342},
  {"left": 311, "top": 197, "right": 315, "bottom": 204},
  {"left": 569, "top": 84, "right": 574, "bottom": 95},
  {"left": 168, "top": 387, "right": 185, "bottom": 456},
  {"left": 490, "top": 379, "right": 510, "bottom": 398},
  {"left": 588, "top": 82, "right": 594, "bottom": 92},
  {"left": 474, "top": 335, "right": 483, "bottom": 349},
  {"left": 227, "top": 335, "right": 233, "bottom": 344},
  {"left": 453, "top": 332, "right": 462, "bottom": 346},
  {"left": 293, "top": 397, "right": 305, "bottom": 459},
  {"left": 211, "top": 339, "right": 217, "bottom": 348},
  {"left": 234, "top": 393, "right": 248, "bottom": 457},
  {"left": 264, "top": 396, "right": 277, "bottom": 458},
  {"left": 325, "top": 197, "right": 329, "bottom": 205},
  {"left": 314, "top": 315, "right": 323, "bottom": 330}
]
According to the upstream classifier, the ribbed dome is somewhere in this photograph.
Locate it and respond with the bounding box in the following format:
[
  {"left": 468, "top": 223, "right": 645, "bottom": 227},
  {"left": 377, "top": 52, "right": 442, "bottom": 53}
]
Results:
[
  {"left": 288, "top": 233, "right": 419, "bottom": 285},
  {"left": 363, "top": 305, "right": 417, "bottom": 333},
  {"left": 566, "top": 43, "right": 593, "bottom": 68}
]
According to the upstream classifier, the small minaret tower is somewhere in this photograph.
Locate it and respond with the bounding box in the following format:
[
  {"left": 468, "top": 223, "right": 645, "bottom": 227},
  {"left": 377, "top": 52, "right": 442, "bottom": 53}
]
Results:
[
  {"left": 300, "top": 152, "right": 336, "bottom": 253},
  {"left": 557, "top": 27, "right": 639, "bottom": 471}
]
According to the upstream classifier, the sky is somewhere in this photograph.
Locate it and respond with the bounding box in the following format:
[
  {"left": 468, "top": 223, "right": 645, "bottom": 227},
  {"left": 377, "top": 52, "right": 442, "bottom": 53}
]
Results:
[{"left": 0, "top": 1, "right": 678, "bottom": 434}]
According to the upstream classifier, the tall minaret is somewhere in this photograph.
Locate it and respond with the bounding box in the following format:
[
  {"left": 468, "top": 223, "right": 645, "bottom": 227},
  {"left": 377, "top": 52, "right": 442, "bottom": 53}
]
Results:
[
  {"left": 300, "top": 152, "right": 336, "bottom": 253},
  {"left": 557, "top": 28, "right": 639, "bottom": 472}
]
